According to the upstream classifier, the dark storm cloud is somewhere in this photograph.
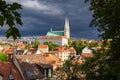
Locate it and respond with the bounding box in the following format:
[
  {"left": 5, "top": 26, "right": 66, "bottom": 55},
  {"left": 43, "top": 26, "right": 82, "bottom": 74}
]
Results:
[{"left": 3, "top": 0, "right": 99, "bottom": 39}]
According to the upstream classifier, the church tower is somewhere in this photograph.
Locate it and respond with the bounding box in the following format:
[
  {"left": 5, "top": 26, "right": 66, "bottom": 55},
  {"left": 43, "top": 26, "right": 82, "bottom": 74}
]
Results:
[{"left": 64, "top": 17, "right": 70, "bottom": 38}]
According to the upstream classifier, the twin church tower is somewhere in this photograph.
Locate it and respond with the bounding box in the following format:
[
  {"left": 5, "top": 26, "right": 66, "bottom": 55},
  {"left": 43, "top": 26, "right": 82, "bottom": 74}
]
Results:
[{"left": 46, "top": 17, "right": 70, "bottom": 39}]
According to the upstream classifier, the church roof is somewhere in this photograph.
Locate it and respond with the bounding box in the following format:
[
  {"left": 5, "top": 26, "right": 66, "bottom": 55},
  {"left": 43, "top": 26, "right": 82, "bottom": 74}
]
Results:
[{"left": 46, "top": 31, "right": 64, "bottom": 36}]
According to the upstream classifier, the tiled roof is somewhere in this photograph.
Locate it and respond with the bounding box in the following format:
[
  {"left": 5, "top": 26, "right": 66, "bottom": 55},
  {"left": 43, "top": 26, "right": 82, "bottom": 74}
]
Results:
[
  {"left": 0, "top": 62, "right": 22, "bottom": 80},
  {"left": 25, "top": 48, "right": 43, "bottom": 55},
  {"left": 43, "top": 52, "right": 62, "bottom": 68},
  {"left": 45, "top": 57, "right": 54, "bottom": 63},
  {"left": 37, "top": 63, "right": 53, "bottom": 69},
  {"left": 5, "top": 48, "right": 13, "bottom": 55},
  {"left": 81, "top": 53, "right": 93, "bottom": 57},
  {"left": 16, "top": 54, "right": 49, "bottom": 64},
  {"left": 40, "top": 36, "right": 66, "bottom": 39},
  {"left": 1, "top": 45, "right": 10, "bottom": 51},
  {"left": 38, "top": 44, "right": 48, "bottom": 48},
  {"left": 53, "top": 46, "right": 76, "bottom": 53},
  {"left": 16, "top": 54, "right": 52, "bottom": 79}
]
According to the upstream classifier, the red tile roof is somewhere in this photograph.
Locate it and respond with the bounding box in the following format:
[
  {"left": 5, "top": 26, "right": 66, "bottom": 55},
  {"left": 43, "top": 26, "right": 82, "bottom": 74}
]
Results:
[
  {"left": 53, "top": 46, "right": 76, "bottom": 53},
  {"left": 16, "top": 54, "right": 49, "bottom": 64},
  {"left": 40, "top": 36, "right": 66, "bottom": 39},
  {"left": 81, "top": 53, "right": 93, "bottom": 57},
  {"left": 38, "top": 44, "right": 48, "bottom": 48},
  {"left": 0, "top": 62, "right": 22, "bottom": 80}
]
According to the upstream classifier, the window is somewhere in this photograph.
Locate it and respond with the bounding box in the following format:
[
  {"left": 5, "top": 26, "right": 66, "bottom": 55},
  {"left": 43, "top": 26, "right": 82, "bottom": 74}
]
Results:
[
  {"left": 48, "top": 69, "right": 52, "bottom": 77},
  {"left": 34, "top": 71, "right": 38, "bottom": 76},
  {"left": 9, "top": 74, "right": 14, "bottom": 80},
  {"left": 26, "top": 71, "right": 32, "bottom": 77},
  {"left": 44, "top": 69, "right": 47, "bottom": 76}
]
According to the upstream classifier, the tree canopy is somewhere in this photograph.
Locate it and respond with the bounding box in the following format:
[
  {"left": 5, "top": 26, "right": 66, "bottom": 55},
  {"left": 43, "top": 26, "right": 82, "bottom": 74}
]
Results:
[
  {"left": 0, "top": 0, "right": 22, "bottom": 39},
  {"left": 0, "top": 52, "right": 8, "bottom": 61},
  {"left": 82, "top": 0, "right": 120, "bottom": 80},
  {"left": 44, "top": 41, "right": 58, "bottom": 51}
]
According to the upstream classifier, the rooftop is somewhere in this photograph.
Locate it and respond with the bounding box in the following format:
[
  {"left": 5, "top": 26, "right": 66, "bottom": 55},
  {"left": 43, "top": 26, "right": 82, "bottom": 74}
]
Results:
[
  {"left": 40, "top": 36, "right": 66, "bottom": 39},
  {"left": 0, "top": 62, "right": 22, "bottom": 80},
  {"left": 38, "top": 44, "right": 48, "bottom": 48},
  {"left": 46, "top": 31, "right": 64, "bottom": 36}
]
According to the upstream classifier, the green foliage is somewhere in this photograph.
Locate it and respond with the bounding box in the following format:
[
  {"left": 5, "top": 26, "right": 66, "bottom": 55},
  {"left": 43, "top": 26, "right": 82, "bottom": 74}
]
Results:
[
  {"left": 44, "top": 41, "right": 58, "bottom": 51},
  {"left": 26, "top": 44, "right": 32, "bottom": 49},
  {"left": 0, "top": 42, "right": 12, "bottom": 46},
  {"left": 88, "top": 41, "right": 102, "bottom": 47},
  {"left": 81, "top": 48, "right": 112, "bottom": 80},
  {"left": 32, "top": 40, "right": 40, "bottom": 48},
  {"left": 58, "top": 59, "right": 81, "bottom": 80},
  {"left": 0, "top": 52, "right": 8, "bottom": 61},
  {"left": 26, "top": 40, "right": 40, "bottom": 49},
  {"left": 0, "top": 0, "right": 22, "bottom": 39},
  {"left": 68, "top": 38, "right": 72, "bottom": 47},
  {"left": 71, "top": 40, "right": 88, "bottom": 54},
  {"left": 82, "top": 0, "right": 120, "bottom": 80}
]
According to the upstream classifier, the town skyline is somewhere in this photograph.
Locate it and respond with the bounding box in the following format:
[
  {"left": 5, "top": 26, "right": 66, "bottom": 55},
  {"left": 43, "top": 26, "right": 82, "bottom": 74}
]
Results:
[{"left": 0, "top": 0, "right": 100, "bottom": 40}]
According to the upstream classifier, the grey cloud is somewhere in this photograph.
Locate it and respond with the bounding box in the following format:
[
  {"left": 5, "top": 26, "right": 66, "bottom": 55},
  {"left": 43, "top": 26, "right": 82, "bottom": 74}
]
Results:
[{"left": 2, "top": 0, "right": 99, "bottom": 40}]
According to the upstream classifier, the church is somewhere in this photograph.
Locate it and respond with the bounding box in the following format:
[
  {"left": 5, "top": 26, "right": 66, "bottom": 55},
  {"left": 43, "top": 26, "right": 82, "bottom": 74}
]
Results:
[
  {"left": 46, "top": 17, "right": 70, "bottom": 38},
  {"left": 40, "top": 17, "right": 70, "bottom": 46}
]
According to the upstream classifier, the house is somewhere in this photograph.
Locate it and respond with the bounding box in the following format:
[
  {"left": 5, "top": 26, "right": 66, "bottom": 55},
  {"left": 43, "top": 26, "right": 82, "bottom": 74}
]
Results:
[
  {"left": 81, "top": 46, "right": 93, "bottom": 57},
  {"left": 52, "top": 46, "right": 76, "bottom": 61},
  {"left": 40, "top": 36, "right": 68, "bottom": 46},
  {"left": 43, "top": 52, "right": 63, "bottom": 70},
  {"left": 16, "top": 54, "right": 53, "bottom": 79},
  {"left": 16, "top": 50, "right": 25, "bottom": 55},
  {"left": 38, "top": 44, "right": 48, "bottom": 53},
  {"left": 0, "top": 46, "right": 3, "bottom": 51},
  {"left": 24, "top": 48, "right": 43, "bottom": 55},
  {"left": 0, "top": 62, "right": 23, "bottom": 80},
  {"left": 4, "top": 48, "right": 14, "bottom": 62}
]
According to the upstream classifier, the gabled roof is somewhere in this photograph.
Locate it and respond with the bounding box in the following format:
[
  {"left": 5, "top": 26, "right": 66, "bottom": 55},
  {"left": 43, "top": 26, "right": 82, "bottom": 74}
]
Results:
[
  {"left": 38, "top": 44, "right": 48, "bottom": 48},
  {"left": 0, "top": 62, "right": 22, "bottom": 80},
  {"left": 53, "top": 46, "right": 76, "bottom": 53},
  {"left": 16, "top": 54, "right": 52, "bottom": 79},
  {"left": 16, "top": 54, "right": 49, "bottom": 64},
  {"left": 46, "top": 31, "right": 64, "bottom": 36}
]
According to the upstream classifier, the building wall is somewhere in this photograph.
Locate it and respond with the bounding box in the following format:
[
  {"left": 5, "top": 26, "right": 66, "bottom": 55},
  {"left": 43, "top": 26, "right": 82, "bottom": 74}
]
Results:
[
  {"left": 58, "top": 52, "right": 76, "bottom": 61},
  {"left": 40, "top": 37, "right": 68, "bottom": 46},
  {"left": 38, "top": 48, "right": 48, "bottom": 53},
  {"left": 82, "top": 46, "right": 92, "bottom": 53}
]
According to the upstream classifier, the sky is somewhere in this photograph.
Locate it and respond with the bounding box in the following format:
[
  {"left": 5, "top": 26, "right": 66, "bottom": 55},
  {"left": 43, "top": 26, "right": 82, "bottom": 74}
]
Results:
[{"left": 0, "top": 0, "right": 100, "bottom": 40}]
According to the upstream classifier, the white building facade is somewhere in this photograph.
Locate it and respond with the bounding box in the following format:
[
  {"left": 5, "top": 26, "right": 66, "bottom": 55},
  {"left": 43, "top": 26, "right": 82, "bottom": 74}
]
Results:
[{"left": 40, "top": 36, "right": 68, "bottom": 46}]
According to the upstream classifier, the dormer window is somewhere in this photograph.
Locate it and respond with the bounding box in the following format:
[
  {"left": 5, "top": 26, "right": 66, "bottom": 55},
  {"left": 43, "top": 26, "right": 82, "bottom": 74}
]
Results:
[{"left": 9, "top": 74, "right": 14, "bottom": 80}]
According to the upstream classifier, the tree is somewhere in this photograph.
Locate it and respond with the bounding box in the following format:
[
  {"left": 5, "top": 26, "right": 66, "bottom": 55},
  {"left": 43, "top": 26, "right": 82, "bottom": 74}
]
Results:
[
  {"left": 32, "top": 40, "right": 40, "bottom": 48},
  {"left": 44, "top": 41, "right": 58, "bottom": 51},
  {"left": 72, "top": 40, "right": 88, "bottom": 54},
  {"left": 82, "top": 0, "right": 120, "bottom": 80},
  {"left": 57, "top": 59, "right": 82, "bottom": 80},
  {"left": 81, "top": 47, "right": 111, "bottom": 80},
  {"left": 68, "top": 38, "right": 72, "bottom": 47},
  {"left": 0, "top": 52, "right": 8, "bottom": 61},
  {"left": 0, "top": 0, "right": 22, "bottom": 39}
]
